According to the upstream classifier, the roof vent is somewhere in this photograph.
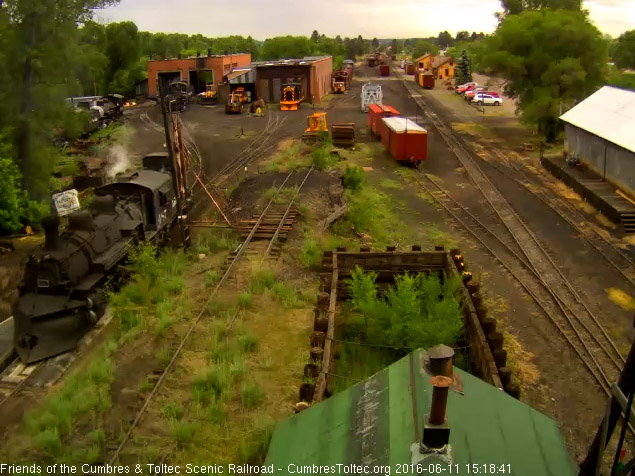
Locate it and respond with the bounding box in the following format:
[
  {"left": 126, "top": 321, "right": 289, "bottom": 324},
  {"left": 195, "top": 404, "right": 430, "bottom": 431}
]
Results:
[{"left": 427, "top": 344, "right": 455, "bottom": 378}]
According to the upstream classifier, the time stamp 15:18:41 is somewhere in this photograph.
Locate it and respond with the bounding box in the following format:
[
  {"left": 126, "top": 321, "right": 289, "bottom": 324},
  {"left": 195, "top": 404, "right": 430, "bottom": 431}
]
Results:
[{"left": 395, "top": 463, "right": 512, "bottom": 474}]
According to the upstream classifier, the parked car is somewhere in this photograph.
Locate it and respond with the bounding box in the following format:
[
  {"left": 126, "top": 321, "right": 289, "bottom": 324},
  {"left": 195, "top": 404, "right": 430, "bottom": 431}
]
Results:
[
  {"left": 465, "top": 88, "right": 501, "bottom": 101},
  {"left": 456, "top": 82, "right": 478, "bottom": 93},
  {"left": 472, "top": 93, "right": 503, "bottom": 106}
]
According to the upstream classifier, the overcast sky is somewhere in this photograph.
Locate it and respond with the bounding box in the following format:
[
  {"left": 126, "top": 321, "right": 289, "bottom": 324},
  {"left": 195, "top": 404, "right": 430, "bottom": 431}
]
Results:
[{"left": 98, "top": 0, "right": 634, "bottom": 39}]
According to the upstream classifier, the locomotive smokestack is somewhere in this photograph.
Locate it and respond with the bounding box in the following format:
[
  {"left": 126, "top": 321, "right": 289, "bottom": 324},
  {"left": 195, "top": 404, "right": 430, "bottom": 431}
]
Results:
[{"left": 42, "top": 215, "right": 60, "bottom": 251}]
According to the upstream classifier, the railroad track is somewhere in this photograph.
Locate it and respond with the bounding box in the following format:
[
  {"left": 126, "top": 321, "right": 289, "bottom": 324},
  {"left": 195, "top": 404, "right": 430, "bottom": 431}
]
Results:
[
  {"left": 485, "top": 147, "right": 635, "bottom": 288},
  {"left": 188, "top": 110, "right": 287, "bottom": 216},
  {"left": 108, "top": 166, "right": 314, "bottom": 464},
  {"left": 393, "top": 66, "right": 625, "bottom": 396}
]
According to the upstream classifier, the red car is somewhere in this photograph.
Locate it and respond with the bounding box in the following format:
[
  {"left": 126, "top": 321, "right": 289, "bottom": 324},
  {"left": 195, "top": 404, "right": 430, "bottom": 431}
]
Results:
[{"left": 456, "top": 82, "right": 478, "bottom": 94}]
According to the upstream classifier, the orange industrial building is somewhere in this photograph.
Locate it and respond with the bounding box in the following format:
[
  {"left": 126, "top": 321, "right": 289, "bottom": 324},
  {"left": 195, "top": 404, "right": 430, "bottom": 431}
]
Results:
[
  {"left": 253, "top": 56, "right": 333, "bottom": 103},
  {"left": 147, "top": 51, "right": 252, "bottom": 97}
]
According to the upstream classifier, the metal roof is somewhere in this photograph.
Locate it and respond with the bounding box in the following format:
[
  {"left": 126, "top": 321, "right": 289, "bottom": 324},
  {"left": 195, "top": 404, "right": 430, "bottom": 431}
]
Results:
[
  {"left": 265, "top": 349, "right": 575, "bottom": 475},
  {"left": 382, "top": 117, "right": 427, "bottom": 133},
  {"left": 560, "top": 86, "right": 635, "bottom": 153},
  {"left": 252, "top": 56, "right": 331, "bottom": 67}
]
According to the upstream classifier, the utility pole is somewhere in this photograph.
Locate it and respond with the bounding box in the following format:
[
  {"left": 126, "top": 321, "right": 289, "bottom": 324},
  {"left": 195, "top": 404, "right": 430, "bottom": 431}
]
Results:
[{"left": 159, "top": 82, "right": 190, "bottom": 250}]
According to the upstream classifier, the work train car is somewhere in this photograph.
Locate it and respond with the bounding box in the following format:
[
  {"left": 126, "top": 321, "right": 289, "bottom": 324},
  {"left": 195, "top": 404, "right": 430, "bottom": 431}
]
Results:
[
  {"left": 14, "top": 153, "right": 184, "bottom": 364},
  {"left": 380, "top": 116, "right": 428, "bottom": 165},
  {"left": 367, "top": 104, "right": 400, "bottom": 138},
  {"left": 366, "top": 103, "right": 428, "bottom": 165}
]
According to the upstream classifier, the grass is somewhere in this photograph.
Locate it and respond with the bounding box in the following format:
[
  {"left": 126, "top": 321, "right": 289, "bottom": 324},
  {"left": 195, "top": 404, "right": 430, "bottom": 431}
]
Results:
[
  {"left": 261, "top": 186, "right": 298, "bottom": 206},
  {"left": 237, "top": 292, "right": 253, "bottom": 309},
  {"left": 249, "top": 267, "right": 276, "bottom": 294},
  {"left": 205, "top": 270, "right": 222, "bottom": 288},
  {"left": 238, "top": 334, "right": 258, "bottom": 353},
  {"left": 239, "top": 418, "right": 275, "bottom": 464},
  {"left": 162, "top": 402, "right": 185, "bottom": 420},
  {"left": 342, "top": 165, "right": 365, "bottom": 191},
  {"left": 332, "top": 187, "right": 412, "bottom": 248},
  {"left": 270, "top": 281, "right": 303, "bottom": 308},
  {"left": 379, "top": 178, "right": 402, "bottom": 190},
  {"left": 240, "top": 383, "right": 264, "bottom": 409},
  {"left": 195, "top": 229, "right": 238, "bottom": 254},
  {"left": 299, "top": 234, "right": 353, "bottom": 271}
]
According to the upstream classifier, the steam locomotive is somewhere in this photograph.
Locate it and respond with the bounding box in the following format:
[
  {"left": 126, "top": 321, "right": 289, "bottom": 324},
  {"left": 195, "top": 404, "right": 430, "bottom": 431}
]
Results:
[{"left": 14, "top": 153, "right": 185, "bottom": 364}]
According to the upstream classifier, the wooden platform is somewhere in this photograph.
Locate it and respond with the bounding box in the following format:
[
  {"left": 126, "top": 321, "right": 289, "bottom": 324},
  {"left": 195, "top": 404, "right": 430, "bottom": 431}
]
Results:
[{"left": 542, "top": 155, "right": 635, "bottom": 232}]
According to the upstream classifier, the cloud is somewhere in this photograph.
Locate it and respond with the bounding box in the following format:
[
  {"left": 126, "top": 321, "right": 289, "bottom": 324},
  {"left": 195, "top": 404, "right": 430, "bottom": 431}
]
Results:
[{"left": 98, "top": 0, "right": 633, "bottom": 38}]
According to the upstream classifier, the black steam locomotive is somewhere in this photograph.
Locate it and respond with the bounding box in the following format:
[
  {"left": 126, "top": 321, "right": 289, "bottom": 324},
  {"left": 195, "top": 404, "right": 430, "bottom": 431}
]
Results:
[{"left": 14, "top": 153, "right": 185, "bottom": 363}]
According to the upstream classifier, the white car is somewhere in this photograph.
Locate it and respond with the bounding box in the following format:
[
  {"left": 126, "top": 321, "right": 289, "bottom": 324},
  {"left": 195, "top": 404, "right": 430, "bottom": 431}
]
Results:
[{"left": 472, "top": 93, "right": 502, "bottom": 106}]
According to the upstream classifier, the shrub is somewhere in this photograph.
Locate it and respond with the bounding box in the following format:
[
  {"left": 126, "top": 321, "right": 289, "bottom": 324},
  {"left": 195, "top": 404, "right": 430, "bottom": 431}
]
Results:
[
  {"left": 299, "top": 237, "right": 323, "bottom": 271},
  {"left": 342, "top": 165, "right": 365, "bottom": 191}
]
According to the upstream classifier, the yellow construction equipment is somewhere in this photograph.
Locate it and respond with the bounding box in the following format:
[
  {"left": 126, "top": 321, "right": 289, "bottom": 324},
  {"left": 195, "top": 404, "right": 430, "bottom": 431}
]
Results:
[
  {"left": 199, "top": 84, "right": 217, "bottom": 104},
  {"left": 280, "top": 83, "right": 303, "bottom": 111},
  {"left": 302, "top": 112, "right": 328, "bottom": 143}
]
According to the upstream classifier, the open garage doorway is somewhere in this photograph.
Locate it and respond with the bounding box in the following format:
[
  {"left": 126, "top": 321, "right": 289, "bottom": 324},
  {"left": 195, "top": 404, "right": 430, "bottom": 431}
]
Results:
[
  {"left": 189, "top": 70, "right": 214, "bottom": 95},
  {"left": 157, "top": 72, "right": 182, "bottom": 96}
]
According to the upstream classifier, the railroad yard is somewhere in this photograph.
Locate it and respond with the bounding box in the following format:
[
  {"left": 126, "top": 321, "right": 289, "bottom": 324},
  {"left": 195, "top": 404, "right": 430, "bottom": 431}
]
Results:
[{"left": 0, "top": 58, "right": 634, "bottom": 471}]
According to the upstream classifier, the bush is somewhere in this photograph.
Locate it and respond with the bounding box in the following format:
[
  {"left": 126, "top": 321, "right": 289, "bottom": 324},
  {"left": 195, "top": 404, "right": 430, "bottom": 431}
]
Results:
[
  {"left": 346, "top": 269, "right": 463, "bottom": 352},
  {"left": 342, "top": 165, "right": 365, "bottom": 191},
  {"left": 0, "top": 131, "right": 49, "bottom": 234},
  {"left": 300, "top": 237, "right": 323, "bottom": 271}
]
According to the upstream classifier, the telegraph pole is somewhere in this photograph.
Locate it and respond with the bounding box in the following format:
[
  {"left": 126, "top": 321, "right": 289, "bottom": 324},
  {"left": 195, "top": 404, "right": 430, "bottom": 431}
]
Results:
[{"left": 159, "top": 82, "right": 190, "bottom": 249}]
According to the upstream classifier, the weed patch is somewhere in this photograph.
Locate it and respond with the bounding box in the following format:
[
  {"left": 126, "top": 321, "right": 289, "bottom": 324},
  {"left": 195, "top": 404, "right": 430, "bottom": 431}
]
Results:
[
  {"left": 195, "top": 229, "right": 238, "bottom": 254},
  {"left": 342, "top": 165, "right": 365, "bottom": 191},
  {"left": 241, "top": 383, "right": 264, "bottom": 409}
]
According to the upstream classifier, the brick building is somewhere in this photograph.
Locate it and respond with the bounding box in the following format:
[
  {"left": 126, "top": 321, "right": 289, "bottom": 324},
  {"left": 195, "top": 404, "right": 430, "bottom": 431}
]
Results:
[
  {"left": 253, "top": 56, "right": 333, "bottom": 103},
  {"left": 147, "top": 51, "right": 251, "bottom": 97}
]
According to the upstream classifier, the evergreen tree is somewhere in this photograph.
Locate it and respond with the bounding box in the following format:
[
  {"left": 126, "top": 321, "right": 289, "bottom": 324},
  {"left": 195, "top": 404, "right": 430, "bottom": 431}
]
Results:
[
  {"left": 456, "top": 50, "right": 472, "bottom": 85},
  {"left": 310, "top": 30, "right": 320, "bottom": 43}
]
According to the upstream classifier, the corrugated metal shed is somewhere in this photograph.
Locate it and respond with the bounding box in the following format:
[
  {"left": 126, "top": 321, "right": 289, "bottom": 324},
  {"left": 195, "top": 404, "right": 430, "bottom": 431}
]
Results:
[
  {"left": 560, "top": 86, "right": 635, "bottom": 154},
  {"left": 226, "top": 68, "right": 256, "bottom": 84},
  {"left": 383, "top": 117, "right": 427, "bottom": 133},
  {"left": 265, "top": 349, "right": 575, "bottom": 475}
]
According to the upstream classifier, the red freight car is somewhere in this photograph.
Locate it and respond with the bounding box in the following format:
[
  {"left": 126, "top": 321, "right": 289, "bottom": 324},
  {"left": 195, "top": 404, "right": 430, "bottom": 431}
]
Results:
[
  {"left": 367, "top": 104, "right": 400, "bottom": 138},
  {"left": 417, "top": 72, "right": 435, "bottom": 89},
  {"left": 381, "top": 117, "right": 428, "bottom": 164},
  {"left": 379, "top": 65, "right": 390, "bottom": 76}
]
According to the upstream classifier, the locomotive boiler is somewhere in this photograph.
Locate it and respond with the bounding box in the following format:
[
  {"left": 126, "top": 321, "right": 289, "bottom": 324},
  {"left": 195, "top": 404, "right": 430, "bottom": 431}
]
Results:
[{"left": 14, "top": 153, "right": 183, "bottom": 363}]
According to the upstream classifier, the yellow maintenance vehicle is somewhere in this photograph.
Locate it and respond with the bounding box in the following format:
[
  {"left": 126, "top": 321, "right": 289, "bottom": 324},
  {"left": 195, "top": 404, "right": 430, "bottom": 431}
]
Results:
[
  {"left": 302, "top": 112, "right": 328, "bottom": 143},
  {"left": 198, "top": 84, "right": 217, "bottom": 105},
  {"left": 225, "top": 91, "right": 243, "bottom": 114},
  {"left": 280, "top": 83, "right": 303, "bottom": 111}
]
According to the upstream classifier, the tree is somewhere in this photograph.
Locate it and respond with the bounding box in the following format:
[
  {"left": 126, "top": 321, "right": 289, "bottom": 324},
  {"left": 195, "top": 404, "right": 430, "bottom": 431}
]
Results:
[
  {"left": 310, "top": 30, "right": 319, "bottom": 43},
  {"left": 261, "top": 36, "right": 315, "bottom": 60},
  {"left": 455, "top": 50, "right": 472, "bottom": 85},
  {"left": 335, "top": 35, "right": 342, "bottom": 44},
  {"left": 482, "top": 10, "right": 607, "bottom": 141},
  {"left": 613, "top": 30, "right": 635, "bottom": 69},
  {"left": 455, "top": 31, "right": 470, "bottom": 42},
  {"left": 437, "top": 31, "right": 454, "bottom": 48},
  {"left": 498, "top": 0, "right": 582, "bottom": 18},
  {"left": 371, "top": 37, "right": 379, "bottom": 49},
  {"left": 2, "top": 0, "right": 119, "bottom": 199},
  {"left": 391, "top": 38, "right": 398, "bottom": 52},
  {"left": 411, "top": 40, "right": 439, "bottom": 60}
]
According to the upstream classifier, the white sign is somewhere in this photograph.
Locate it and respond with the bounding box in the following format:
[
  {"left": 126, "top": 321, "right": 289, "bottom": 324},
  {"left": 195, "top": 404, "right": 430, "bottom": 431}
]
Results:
[{"left": 52, "top": 189, "right": 80, "bottom": 216}]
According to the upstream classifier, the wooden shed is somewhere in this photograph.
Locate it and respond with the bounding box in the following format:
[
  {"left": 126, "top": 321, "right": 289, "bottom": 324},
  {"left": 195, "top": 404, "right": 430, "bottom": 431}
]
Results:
[
  {"left": 367, "top": 104, "right": 400, "bottom": 138},
  {"left": 381, "top": 117, "right": 428, "bottom": 164}
]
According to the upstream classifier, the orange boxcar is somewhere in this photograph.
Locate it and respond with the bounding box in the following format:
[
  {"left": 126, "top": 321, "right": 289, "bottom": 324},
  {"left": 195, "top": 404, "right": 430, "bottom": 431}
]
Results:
[
  {"left": 367, "top": 104, "right": 400, "bottom": 138},
  {"left": 381, "top": 117, "right": 428, "bottom": 164}
]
